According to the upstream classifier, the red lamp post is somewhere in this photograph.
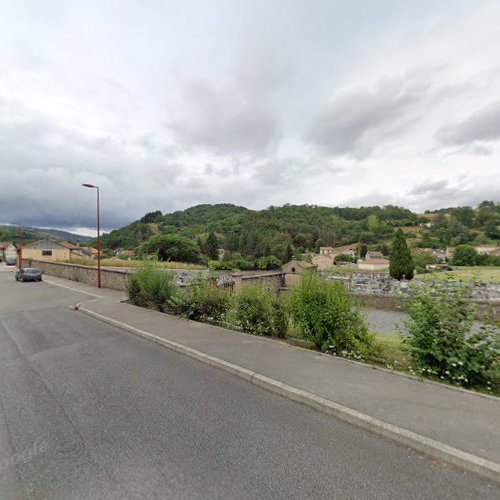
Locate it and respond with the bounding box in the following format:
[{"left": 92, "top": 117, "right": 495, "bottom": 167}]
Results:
[{"left": 82, "top": 183, "right": 102, "bottom": 288}]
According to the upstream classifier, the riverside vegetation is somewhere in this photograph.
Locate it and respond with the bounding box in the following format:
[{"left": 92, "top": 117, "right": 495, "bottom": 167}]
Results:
[{"left": 127, "top": 261, "right": 500, "bottom": 395}]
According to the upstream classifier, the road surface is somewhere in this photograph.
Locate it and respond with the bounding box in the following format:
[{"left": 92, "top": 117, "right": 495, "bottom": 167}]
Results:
[{"left": 0, "top": 266, "right": 498, "bottom": 499}]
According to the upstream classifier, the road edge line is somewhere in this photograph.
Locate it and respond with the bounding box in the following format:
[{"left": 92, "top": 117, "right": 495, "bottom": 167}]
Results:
[{"left": 79, "top": 305, "right": 500, "bottom": 485}]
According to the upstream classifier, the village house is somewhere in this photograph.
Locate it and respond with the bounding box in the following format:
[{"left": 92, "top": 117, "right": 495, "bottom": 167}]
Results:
[
  {"left": 0, "top": 242, "right": 17, "bottom": 263},
  {"left": 319, "top": 246, "right": 334, "bottom": 255},
  {"left": 357, "top": 258, "right": 390, "bottom": 271},
  {"left": 312, "top": 254, "right": 334, "bottom": 269},
  {"left": 217, "top": 248, "right": 225, "bottom": 260},
  {"left": 21, "top": 240, "right": 93, "bottom": 261}
]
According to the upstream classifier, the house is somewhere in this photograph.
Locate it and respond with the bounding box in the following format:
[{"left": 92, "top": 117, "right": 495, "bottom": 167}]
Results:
[
  {"left": 282, "top": 259, "right": 316, "bottom": 287},
  {"left": 0, "top": 242, "right": 17, "bottom": 263},
  {"left": 365, "top": 251, "right": 384, "bottom": 260},
  {"left": 357, "top": 258, "right": 389, "bottom": 271},
  {"left": 319, "top": 246, "right": 334, "bottom": 255},
  {"left": 217, "top": 248, "right": 225, "bottom": 260},
  {"left": 344, "top": 249, "right": 356, "bottom": 257},
  {"left": 81, "top": 246, "right": 99, "bottom": 258},
  {"left": 22, "top": 240, "right": 89, "bottom": 261},
  {"left": 312, "top": 254, "right": 334, "bottom": 269}
]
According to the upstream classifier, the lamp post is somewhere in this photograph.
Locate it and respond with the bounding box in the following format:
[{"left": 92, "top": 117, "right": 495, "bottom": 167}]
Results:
[{"left": 82, "top": 183, "right": 101, "bottom": 288}]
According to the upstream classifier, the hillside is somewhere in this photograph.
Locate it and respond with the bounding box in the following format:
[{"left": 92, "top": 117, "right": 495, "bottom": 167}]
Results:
[
  {"left": 98, "top": 201, "right": 500, "bottom": 268},
  {"left": 0, "top": 225, "right": 92, "bottom": 244}
]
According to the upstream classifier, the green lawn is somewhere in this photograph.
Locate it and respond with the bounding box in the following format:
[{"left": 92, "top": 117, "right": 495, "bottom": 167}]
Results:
[
  {"left": 372, "top": 332, "right": 411, "bottom": 368},
  {"left": 422, "top": 266, "right": 500, "bottom": 283}
]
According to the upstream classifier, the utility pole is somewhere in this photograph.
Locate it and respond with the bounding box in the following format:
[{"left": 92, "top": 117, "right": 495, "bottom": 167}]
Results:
[{"left": 17, "top": 224, "right": 22, "bottom": 269}]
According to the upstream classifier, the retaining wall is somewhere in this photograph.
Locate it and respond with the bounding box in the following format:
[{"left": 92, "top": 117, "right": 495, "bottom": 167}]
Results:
[{"left": 24, "top": 259, "right": 131, "bottom": 290}]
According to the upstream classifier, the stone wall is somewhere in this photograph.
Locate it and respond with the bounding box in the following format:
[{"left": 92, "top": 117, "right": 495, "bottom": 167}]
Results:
[
  {"left": 24, "top": 259, "right": 132, "bottom": 290},
  {"left": 232, "top": 271, "right": 285, "bottom": 292},
  {"left": 319, "top": 270, "right": 500, "bottom": 301}
]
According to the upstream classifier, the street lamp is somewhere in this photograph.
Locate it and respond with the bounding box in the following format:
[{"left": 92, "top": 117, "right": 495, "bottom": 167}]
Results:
[{"left": 82, "top": 183, "right": 102, "bottom": 288}]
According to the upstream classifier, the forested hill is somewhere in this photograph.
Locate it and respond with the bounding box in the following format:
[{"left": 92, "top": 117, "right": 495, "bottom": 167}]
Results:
[
  {"left": 99, "top": 201, "right": 500, "bottom": 262},
  {"left": 0, "top": 225, "right": 92, "bottom": 244}
]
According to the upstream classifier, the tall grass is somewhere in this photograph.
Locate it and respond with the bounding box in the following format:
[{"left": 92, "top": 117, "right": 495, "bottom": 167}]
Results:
[{"left": 58, "top": 257, "right": 207, "bottom": 270}]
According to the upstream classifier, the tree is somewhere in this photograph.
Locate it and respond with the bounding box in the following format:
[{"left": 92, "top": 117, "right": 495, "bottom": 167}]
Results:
[
  {"left": 314, "top": 238, "right": 325, "bottom": 253},
  {"left": 143, "top": 235, "right": 204, "bottom": 263},
  {"left": 389, "top": 229, "right": 414, "bottom": 280},
  {"left": 367, "top": 214, "right": 379, "bottom": 232},
  {"left": 358, "top": 244, "right": 368, "bottom": 259},
  {"left": 205, "top": 231, "right": 219, "bottom": 260},
  {"left": 285, "top": 243, "right": 294, "bottom": 262},
  {"left": 452, "top": 245, "right": 477, "bottom": 266}
]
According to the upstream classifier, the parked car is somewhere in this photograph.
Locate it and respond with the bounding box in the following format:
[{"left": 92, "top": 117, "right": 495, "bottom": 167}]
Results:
[
  {"left": 15, "top": 268, "right": 43, "bottom": 282},
  {"left": 5, "top": 257, "right": 17, "bottom": 266}
]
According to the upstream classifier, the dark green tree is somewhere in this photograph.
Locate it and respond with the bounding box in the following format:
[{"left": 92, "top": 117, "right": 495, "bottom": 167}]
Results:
[
  {"left": 314, "top": 238, "right": 325, "bottom": 253},
  {"left": 452, "top": 245, "right": 477, "bottom": 266},
  {"left": 286, "top": 243, "right": 294, "bottom": 262},
  {"left": 389, "top": 229, "right": 414, "bottom": 280},
  {"left": 358, "top": 244, "right": 368, "bottom": 259},
  {"left": 206, "top": 231, "right": 219, "bottom": 260},
  {"left": 143, "top": 235, "right": 204, "bottom": 263}
]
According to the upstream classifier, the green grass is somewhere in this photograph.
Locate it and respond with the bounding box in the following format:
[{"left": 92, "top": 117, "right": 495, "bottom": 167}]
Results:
[
  {"left": 372, "top": 332, "right": 411, "bottom": 369},
  {"left": 422, "top": 266, "right": 500, "bottom": 283}
]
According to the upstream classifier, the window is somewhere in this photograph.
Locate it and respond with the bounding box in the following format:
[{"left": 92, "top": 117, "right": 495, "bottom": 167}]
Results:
[{"left": 42, "top": 250, "right": 52, "bottom": 256}]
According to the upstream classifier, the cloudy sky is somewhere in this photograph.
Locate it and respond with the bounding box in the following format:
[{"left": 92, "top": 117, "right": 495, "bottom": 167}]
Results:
[{"left": 1, "top": 0, "right": 499, "bottom": 233}]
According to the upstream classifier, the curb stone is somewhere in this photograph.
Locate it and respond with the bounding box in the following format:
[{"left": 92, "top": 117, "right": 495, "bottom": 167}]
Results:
[{"left": 78, "top": 305, "right": 500, "bottom": 485}]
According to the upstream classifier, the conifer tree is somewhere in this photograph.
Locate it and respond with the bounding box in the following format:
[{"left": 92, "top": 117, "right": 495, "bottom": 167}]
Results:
[{"left": 389, "top": 229, "right": 414, "bottom": 280}]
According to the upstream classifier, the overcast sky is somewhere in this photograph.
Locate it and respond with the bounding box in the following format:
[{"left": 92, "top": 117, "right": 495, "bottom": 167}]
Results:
[{"left": 1, "top": 0, "right": 499, "bottom": 233}]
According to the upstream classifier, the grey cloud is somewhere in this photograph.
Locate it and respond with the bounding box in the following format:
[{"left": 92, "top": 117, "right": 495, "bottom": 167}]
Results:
[
  {"left": 0, "top": 106, "right": 183, "bottom": 229},
  {"left": 168, "top": 54, "right": 291, "bottom": 155},
  {"left": 437, "top": 101, "right": 500, "bottom": 146},
  {"left": 405, "top": 178, "right": 500, "bottom": 211},
  {"left": 408, "top": 179, "right": 449, "bottom": 196},
  {"left": 305, "top": 77, "right": 429, "bottom": 158}
]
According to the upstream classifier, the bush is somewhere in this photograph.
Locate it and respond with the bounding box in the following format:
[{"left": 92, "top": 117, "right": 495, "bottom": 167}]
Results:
[
  {"left": 233, "top": 284, "right": 289, "bottom": 336},
  {"left": 335, "top": 254, "right": 356, "bottom": 264},
  {"left": 270, "top": 294, "right": 289, "bottom": 338},
  {"left": 257, "top": 255, "right": 283, "bottom": 270},
  {"left": 452, "top": 245, "right": 477, "bottom": 266},
  {"left": 171, "top": 277, "right": 232, "bottom": 323},
  {"left": 289, "top": 272, "right": 375, "bottom": 354},
  {"left": 126, "top": 260, "right": 178, "bottom": 312},
  {"left": 404, "top": 279, "right": 500, "bottom": 392}
]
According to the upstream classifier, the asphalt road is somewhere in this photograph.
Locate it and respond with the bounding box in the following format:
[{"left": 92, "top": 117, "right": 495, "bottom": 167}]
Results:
[{"left": 0, "top": 267, "right": 498, "bottom": 499}]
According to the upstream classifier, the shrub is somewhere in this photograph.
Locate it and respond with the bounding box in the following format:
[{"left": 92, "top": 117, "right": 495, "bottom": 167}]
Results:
[
  {"left": 451, "top": 245, "right": 477, "bottom": 266},
  {"left": 126, "top": 273, "right": 145, "bottom": 306},
  {"left": 126, "top": 260, "right": 178, "bottom": 312},
  {"left": 171, "top": 277, "right": 232, "bottom": 323},
  {"left": 270, "top": 294, "right": 289, "bottom": 338},
  {"left": 335, "top": 254, "right": 355, "bottom": 264},
  {"left": 234, "top": 284, "right": 282, "bottom": 336},
  {"left": 289, "top": 272, "right": 375, "bottom": 354},
  {"left": 404, "top": 278, "right": 500, "bottom": 392}
]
